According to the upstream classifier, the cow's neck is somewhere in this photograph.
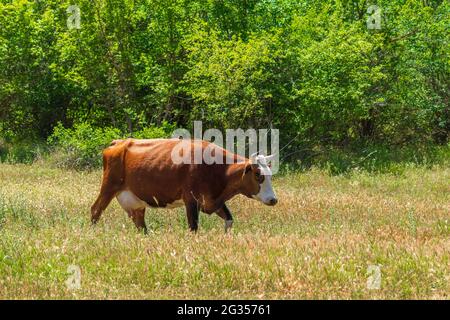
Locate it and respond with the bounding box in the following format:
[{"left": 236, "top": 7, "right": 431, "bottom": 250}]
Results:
[{"left": 222, "top": 162, "right": 249, "bottom": 201}]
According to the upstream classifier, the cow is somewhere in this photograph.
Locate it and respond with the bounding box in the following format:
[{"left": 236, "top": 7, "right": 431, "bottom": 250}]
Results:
[{"left": 90, "top": 138, "right": 277, "bottom": 234}]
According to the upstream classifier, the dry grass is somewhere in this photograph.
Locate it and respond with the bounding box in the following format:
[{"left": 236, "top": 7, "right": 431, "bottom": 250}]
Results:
[{"left": 0, "top": 163, "right": 449, "bottom": 299}]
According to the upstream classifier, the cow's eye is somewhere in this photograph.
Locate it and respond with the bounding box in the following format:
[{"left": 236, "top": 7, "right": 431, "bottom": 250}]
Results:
[{"left": 255, "top": 171, "right": 264, "bottom": 183}]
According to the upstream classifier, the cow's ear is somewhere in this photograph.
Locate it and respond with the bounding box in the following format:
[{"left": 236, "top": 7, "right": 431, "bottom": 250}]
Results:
[{"left": 244, "top": 163, "right": 258, "bottom": 175}]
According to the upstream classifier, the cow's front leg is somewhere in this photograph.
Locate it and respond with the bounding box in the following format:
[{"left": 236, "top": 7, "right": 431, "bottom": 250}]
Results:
[
  {"left": 216, "top": 204, "right": 233, "bottom": 233},
  {"left": 186, "top": 202, "right": 199, "bottom": 232}
]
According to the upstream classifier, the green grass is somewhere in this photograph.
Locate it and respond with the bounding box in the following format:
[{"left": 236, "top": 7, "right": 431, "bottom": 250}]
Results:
[{"left": 0, "top": 163, "right": 449, "bottom": 299}]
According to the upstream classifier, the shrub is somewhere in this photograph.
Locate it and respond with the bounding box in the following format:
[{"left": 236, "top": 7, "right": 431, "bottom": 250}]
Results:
[
  {"left": 47, "top": 122, "right": 122, "bottom": 169},
  {"left": 46, "top": 122, "right": 175, "bottom": 169}
]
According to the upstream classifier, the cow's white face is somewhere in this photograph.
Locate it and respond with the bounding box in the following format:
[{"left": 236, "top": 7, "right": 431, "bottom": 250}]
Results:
[{"left": 251, "top": 155, "right": 277, "bottom": 206}]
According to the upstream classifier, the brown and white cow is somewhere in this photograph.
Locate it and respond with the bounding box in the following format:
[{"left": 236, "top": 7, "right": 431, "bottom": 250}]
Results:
[{"left": 91, "top": 138, "right": 277, "bottom": 233}]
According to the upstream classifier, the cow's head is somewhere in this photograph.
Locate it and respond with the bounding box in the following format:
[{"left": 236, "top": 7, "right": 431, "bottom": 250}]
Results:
[{"left": 241, "top": 154, "right": 277, "bottom": 206}]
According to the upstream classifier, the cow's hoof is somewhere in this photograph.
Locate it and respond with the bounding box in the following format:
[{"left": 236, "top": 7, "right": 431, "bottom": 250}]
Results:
[{"left": 224, "top": 220, "right": 233, "bottom": 233}]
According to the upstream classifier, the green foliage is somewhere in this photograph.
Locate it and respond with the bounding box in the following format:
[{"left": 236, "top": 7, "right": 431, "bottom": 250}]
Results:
[
  {"left": 0, "top": 138, "right": 46, "bottom": 164},
  {"left": 47, "top": 122, "right": 122, "bottom": 169},
  {"left": 45, "top": 121, "right": 174, "bottom": 169},
  {"left": 280, "top": 143, "right": 450, "bottom": 175},
  {"left": 314, "top": 144, "right": 450, "bottom": 175},
  {"left": 132, "top": 121, "right": 176, "bottom": 139},
  {"left": 0, "top": 0, "right": 448, "bottom": 165},
  {"left": 183, "top": 29, "right": 279, "bottom": 128}
]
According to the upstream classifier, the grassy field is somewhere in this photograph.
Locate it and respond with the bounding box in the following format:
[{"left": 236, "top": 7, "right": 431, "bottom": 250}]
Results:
[{"left": 0, "top": 163, "right": 449, "bottom": 299}]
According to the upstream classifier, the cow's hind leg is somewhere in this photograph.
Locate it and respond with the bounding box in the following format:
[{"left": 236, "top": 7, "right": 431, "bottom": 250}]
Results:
[
  {"left": 91, "top": 145, "right": 125, "bottom": 225},
  {"left": 216, "top": 204, "right": 233, "bottom": 233},
  {"left": 128, "top": 208, "right": 147, "bottom": 234},
  {"left": 91, "top": 189, "right": 116, "bottom": 225}
]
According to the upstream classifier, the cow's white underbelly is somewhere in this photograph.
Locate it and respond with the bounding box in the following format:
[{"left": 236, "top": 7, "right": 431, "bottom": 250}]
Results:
[
  {"left": 116, "top": 190, "right": 183, "bottom": 211},
  {"left": 116, "top": 190, "right": 146, "bottom": 211}
]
